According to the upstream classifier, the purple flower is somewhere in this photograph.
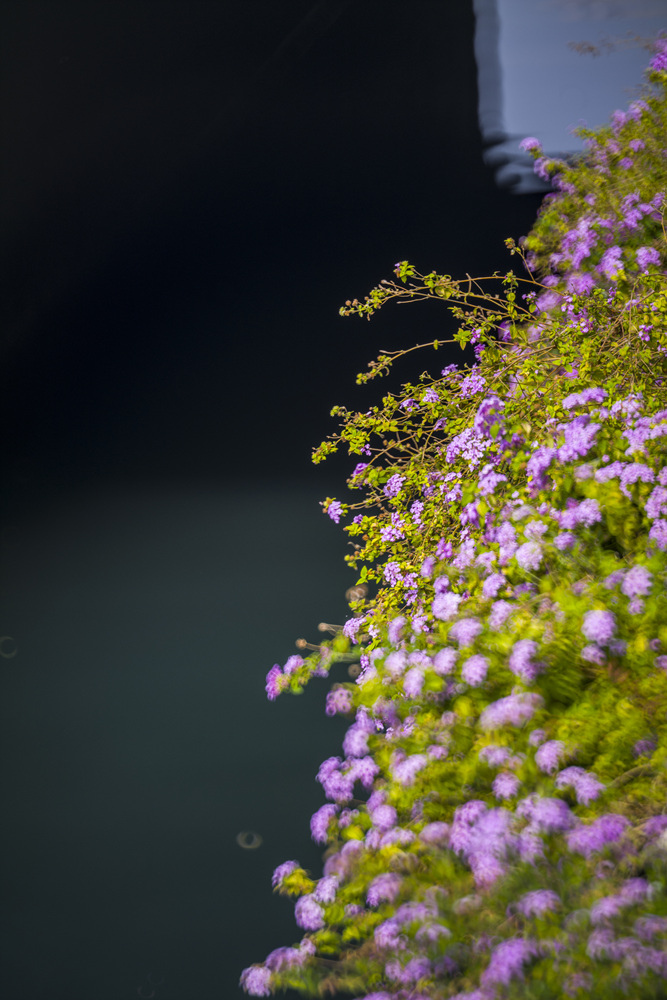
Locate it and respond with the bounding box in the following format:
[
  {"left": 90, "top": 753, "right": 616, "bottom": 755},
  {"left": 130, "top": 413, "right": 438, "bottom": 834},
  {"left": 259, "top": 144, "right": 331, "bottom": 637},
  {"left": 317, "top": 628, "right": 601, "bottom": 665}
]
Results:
[
  {"left": 535, "top": 740, "right": 565, "bottom": 774},
  {"left": 374, "top": 918, "right": 404, "bottom": 950},
  {"left": 370, "top": 803, "right": 397, "bottom": 832},
  {"left": 310, "top": 804, "right": 337, "bottom": 844},
  {"left": 449, "top": 617, "right": 483, "bottom": 647},
  {"left": 367, "top": 873, "right": 402, "bottom": 906},
  {"left": 635, "top": 915, "right": 667, "bottom": 940},
  {"left": 518, "top": 795, "right": 574, "bottom": 834},
  {"left": 634, "top": 738, "right": 657, "bottom": 758},
  {"left": 515, "top": 541, "right": 543, "bottom": 572},
  {"left": 636, "top": 245, "right": 661, "bottom": 270},
  {"left": 462, "top": 654, "right": 489, "bottom": 686},
  {"left": 264, "top": 946, "right": 306, "bottom": 971},
  {"left": 327, "top": 501, "right": 343, "bottom": 523},
  {"left": 460, "top": 369, "right": 486, "bottom": 398},
  {"left": 489, "top": 600, "right": 514, "bottom": 631},
  {"left": 384, "top": 650, "right": 407, "bottom": 678},
  {"left": 562, "top": 387, "right": 606, "bottom": 409},
  {"left": 520, "top": 136, "right": 542, "bottom": 152},
  {"left": 621, "top": 564, "right": 652, "bottom": 597},
  {"left": 493, "top": 772, "right": 521, "bottom": 800},
  {"left": 349, "top": 755, "right": 380, "bottom": 789},
  {"left": 582, "top": 643, "right": 606, "bottom": 665},
  {"left": 384, "top": 474, "right": 405, "bottom": 499},
  {"left": 558, "top": 416, "right": 600, "bottom": 461},
  {"left": 433, "top": 647, "right": 457, "bottom": 675},
  {"left": 420, "top": 821, "right": 450, "bottom": 845},
  {"left": 240, "top": 965, "right": 272, "bottom": 996},
  {"left": 650, "top": 38, "right": 667, "bottom": 72},
  {"left": 392, "top": 753, "right": 428, "bottom": 785},
  {"left": 295, "top": 894, "right": 324, "bottom": 930},
  {"left": 516, "top": 889, "right": 560, "bottom": 918},
  {"left": 432, "top": 592, "right": 461, "bottom": 621},
  {"left": 482, "top": 573, "right": 506, "bottom": 598},
  {"left": 556, "top": 767, "right": 605, "bottom": 805},
  {"left": 271, "top": 859, "right": 300, "bottom": 889},
  {"left": 567, "top": 814, "right": 630, "bottom": 857},
  {"left": 313, "top": 876, "right": 338, "bottom": 904},
  {"left": 598, "top": 245, "right": 623, "bottom": 279},
  {"left": 554, "top": 531, "right": 576, "bottom": 550},
  {"left": 343, "top": 724, "right": 370, "bottom": 759},
  {"left": 480, "top": 692, "right": 543, "bottom": 730},
  {"left": 582, "top": 609, "right": 616, "bottom": 645},
  {"left": 646, "top": 486, "right": 667, "bottom": 519},
  {"left": 325, "top": 687, "right": 353, "bottom": 716},
  {"left": 481, "top": 938, "right": 539, "bottom": 987},
  {"left": 265, "top": 664, "right": 284, "bottom": 700},
  {"left": 343, "top": 616, "right": 366, "bottom": 641},
  {"left": 509, "top": 639, "right": 541, "bottom": 683}
]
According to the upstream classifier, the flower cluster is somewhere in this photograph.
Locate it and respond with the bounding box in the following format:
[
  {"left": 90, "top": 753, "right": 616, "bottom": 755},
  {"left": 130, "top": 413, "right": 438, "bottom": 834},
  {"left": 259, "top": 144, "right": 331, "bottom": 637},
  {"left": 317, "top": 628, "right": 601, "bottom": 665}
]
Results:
[{"left": 243, "top": 39, "right": 667, "bottom": 1000}]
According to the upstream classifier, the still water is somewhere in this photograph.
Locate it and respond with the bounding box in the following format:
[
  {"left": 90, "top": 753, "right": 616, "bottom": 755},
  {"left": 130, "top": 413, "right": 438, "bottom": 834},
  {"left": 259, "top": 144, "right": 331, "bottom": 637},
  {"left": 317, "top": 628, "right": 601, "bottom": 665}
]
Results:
[{"left": 0, "top": 485, "right": 352, "bottom": 999}]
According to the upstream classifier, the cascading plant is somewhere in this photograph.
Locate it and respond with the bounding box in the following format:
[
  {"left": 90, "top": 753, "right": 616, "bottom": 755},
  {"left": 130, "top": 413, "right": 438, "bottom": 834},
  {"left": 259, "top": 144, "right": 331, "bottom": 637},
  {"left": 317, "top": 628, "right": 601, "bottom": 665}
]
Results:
[{"left": 242, "top": 36, "right": 667, "bottom": 1000}]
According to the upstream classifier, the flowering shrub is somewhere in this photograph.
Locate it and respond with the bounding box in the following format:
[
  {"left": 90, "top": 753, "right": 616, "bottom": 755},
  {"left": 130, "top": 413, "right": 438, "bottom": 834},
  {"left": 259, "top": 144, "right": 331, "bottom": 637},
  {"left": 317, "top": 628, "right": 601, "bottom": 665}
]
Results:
[{"left": 242, "top": 39, "right": 667, "bottom": 1000}]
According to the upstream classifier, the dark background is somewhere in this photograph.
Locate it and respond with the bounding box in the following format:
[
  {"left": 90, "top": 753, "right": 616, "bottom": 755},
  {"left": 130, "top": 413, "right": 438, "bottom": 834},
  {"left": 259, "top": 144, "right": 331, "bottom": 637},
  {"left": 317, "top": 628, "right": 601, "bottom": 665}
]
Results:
[{"left": 0, "top": 2, "right": 542, "bottom": 998}]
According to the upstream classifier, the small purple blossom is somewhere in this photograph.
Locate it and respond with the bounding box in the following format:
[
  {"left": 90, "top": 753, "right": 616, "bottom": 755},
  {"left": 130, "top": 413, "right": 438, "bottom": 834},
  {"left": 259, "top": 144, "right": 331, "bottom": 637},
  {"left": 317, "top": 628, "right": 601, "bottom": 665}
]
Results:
[
  {"left": 387, "top": 615, "right": 407, "bottom": 644},
  {"left": 384, "top": 474, "right": 405, "bottom": 499},
  {"left": 295, "top": 895, "right": 325, "bottom": 930},
  {"left": 636, "top": 245, "right": 661, "bottom": 270},
  {"left": 535, "top": 740, "right": 565, "bottom": 774},
  {"left": 240, "top": 965, "right": 272, "bottom": 996},
  {"left": 482, "top": 573, "right": 506, "bottom": 598},
  {"left": 432, "top": 592, "right": 462, "bottom": 621},
  {"left": 265, "top": 664, "right": 284, "bottom": 700},
  {"left": 314, "top": 876, "right": 338, "bottom": 904},
  {"left": 326, "top": 501, "right": 343, "bottom": 523},
  {"left": 433, "top": 647, "right": 458, "bottom": 675},
  {"left": 520, "top": 136, "right": 542, "bottom": 152},
  {"left": 462, "top": 654, "right": 489, "bottom": 686},
  {"left": 621, "top": 564, "right": 652, "bottom": 597},
  {"left": 509, "top": 639, "right": 541, "bottom": 683},
  {"left": 556, "top": 767, "right": 605, "bottom": 805},
  {"left": 489, "top": 600, "right": 514, "bottom": 630},
  {"left": 516, "top": 889, "right": 560, "bottom": 918},
  {"left": 582, "top": 609, "right": 616, "bottom": 645},
  {"left": 598, "top": 245, "right": 623, "bottom": 279},
  {"left": 481, "top": 938, "right": 539, "bottom": 987},
  {"left": 370, "top": 803, "right": 397, "bottom": 832},
  {"left": 272, "top": 859, "right": 299, "bottom": 887},
  {"left": 480, "top": 692, "right": 543, "bottom": 730},
  {"left": 554, "top": 531, "right": 576, "bottom": 550},
  {"left": 392, "top": 753, "right": 428, "bottom": 785},
  {"left": 492, "top": 772, "right": 521, "bottom": 800},
  {"left": 449, "top": 617, "right": 483, "bottom": 647},
  {"left": 310, "top": 804, "right": 337, "bottom": 843},
  {"left": 420, "top": 822, "right": 450, "bottom": 845},
  {"left": 518, "top": 795, "right": 574, "bottom": 834},
  {"left": 367, "top": 873, "right": 402, "bottom": 906},
  {"left": 325, "top": 687, "right": 353, "bottom": 716},
  {"left": 567, "top": 814, "right": 630, "bottom": 858},
  {"left": 460, "top": 368, "right": 486, "bottom": 398},
  {"left": 515, "top": 541, "right": 543, "bottom": 572},
  {"left": 582, "top": 644, "right": 606, "bottom": 665}
]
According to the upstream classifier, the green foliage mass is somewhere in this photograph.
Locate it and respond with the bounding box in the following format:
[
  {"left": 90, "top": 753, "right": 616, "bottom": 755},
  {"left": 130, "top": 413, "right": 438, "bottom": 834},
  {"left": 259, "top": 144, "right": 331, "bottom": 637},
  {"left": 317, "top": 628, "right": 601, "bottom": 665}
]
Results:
[{"left": 242, "top": 41, "right": 667, "bottom": 1000}]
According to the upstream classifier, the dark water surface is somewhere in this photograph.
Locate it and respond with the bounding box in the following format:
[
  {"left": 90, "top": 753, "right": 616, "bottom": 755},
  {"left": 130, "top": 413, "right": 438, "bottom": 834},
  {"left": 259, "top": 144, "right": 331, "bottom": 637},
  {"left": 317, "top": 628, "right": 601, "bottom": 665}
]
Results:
[{"left": 0, "top": 485, "right": 353, "bottom": 999}]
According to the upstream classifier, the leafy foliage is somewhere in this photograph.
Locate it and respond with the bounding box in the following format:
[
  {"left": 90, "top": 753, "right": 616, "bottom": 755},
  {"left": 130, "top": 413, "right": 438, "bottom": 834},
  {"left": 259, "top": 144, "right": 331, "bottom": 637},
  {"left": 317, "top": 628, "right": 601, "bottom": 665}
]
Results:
[{"left": 242, "top": 39, "right": 667, "bottom": 1000}]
